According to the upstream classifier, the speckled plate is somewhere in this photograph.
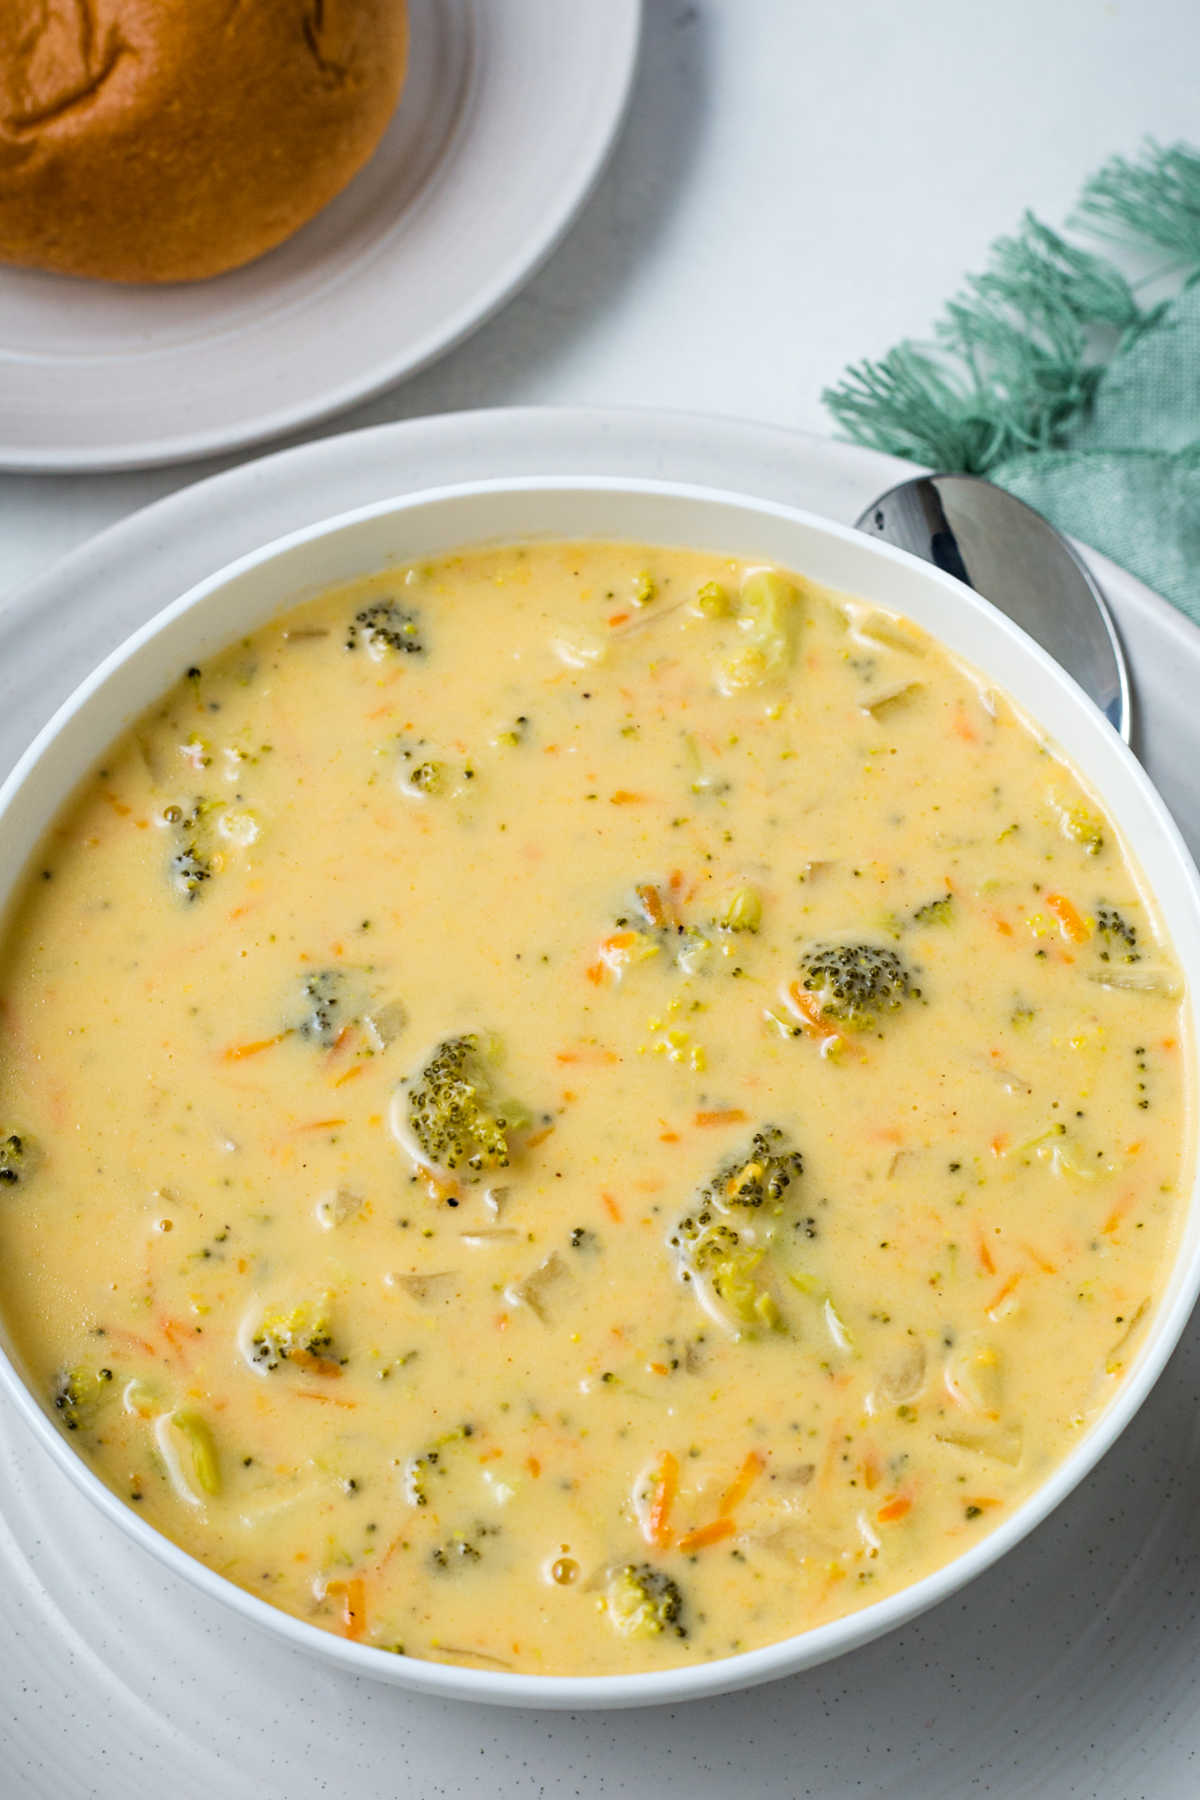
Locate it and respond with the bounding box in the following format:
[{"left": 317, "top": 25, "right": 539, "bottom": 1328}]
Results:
[{"left": 3, "top": 409, "right": 1200, "bottom": 1796}]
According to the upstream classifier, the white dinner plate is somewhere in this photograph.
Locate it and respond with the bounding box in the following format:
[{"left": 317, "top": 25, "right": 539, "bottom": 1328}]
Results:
[
  {"left": 3, "top": 408, "right": 1200, "bottom": 1795},
  {"left": 0, "top": 2, "right": 641, "bottom": 474}
]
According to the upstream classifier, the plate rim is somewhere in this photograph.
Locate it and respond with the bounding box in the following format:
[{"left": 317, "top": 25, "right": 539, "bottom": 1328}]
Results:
[
  {"left": 7, "top": 402, "right": 1199, "bottom": 667},
  {"left": 0, "top": 5, "right": 643, "bottom": 475}
]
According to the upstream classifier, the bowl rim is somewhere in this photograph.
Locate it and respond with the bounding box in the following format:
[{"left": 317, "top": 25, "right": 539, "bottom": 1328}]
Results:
[{"left": 1, "top": 472, "right": 1197, "bottom": 1710}]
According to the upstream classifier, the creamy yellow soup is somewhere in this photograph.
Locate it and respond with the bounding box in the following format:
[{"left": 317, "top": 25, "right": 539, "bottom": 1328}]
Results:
[{"left": 0, "top": 543, "right": 1189, "bottom": 1677}]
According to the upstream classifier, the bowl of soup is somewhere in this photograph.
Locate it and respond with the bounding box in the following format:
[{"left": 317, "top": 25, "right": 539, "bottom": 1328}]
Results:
[{"left": 0, "top": 478, "right": 1196, "bottom": 1708}]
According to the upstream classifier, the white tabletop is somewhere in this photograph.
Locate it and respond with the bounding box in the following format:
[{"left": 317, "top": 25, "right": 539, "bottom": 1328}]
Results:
[{"left": 3, "top": 0, "right": 1198, "bottom": 599}]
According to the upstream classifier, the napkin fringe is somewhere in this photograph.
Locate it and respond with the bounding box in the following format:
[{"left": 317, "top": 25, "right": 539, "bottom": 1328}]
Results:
[{"left": 824, "top": 141, "right": 1200, "bottom": 474}]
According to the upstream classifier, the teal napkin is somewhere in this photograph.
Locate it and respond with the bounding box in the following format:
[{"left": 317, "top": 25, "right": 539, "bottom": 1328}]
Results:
[{"left": 823, "top": 143, "right": 1200, "bottom": 623}]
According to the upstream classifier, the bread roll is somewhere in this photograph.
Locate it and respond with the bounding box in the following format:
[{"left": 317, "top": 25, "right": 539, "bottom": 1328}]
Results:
[{"left": 0, "top": 1, "right": 409, "bottom": 283}]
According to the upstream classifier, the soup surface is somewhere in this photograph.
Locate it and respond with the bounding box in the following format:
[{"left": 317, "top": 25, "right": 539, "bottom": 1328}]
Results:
[{"left": 0, "top": 542, "right": 1189, "bottom": 1677}]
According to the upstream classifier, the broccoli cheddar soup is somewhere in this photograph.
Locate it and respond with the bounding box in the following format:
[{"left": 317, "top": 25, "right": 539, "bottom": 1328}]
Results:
[{"left": 0, "top": 542, "right": 1189, "bottom": 1677}]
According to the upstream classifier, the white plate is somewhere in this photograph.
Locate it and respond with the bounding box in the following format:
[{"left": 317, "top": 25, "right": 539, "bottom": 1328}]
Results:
[
  {"left": 0, "top": 2, "right": 640, "bottom": 474},
  {"left": 3, "top": 409, "right": 1200, "bottom": 1792}
]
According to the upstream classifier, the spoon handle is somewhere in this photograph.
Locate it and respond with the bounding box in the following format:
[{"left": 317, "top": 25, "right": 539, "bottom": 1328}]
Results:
[{"left": 856, "top": 473, "right": 1130, "bottom": 744}]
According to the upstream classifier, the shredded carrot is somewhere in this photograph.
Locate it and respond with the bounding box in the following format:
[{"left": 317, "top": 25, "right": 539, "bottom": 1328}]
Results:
[
  {"left": 421, "top": 1168, "right": 462, "bottom": 1205},
  {"left": 102, "top": 792, "right": 132, "bottom": 817},
  {"left": 160, "top": 1317, "right": 197, "bottom": 1353},
  {"left": 556, "top": 1045, "right": 620, "bottom": 1066},
  {"left": 609, "top": 790, "right": 647, "bottom": 805},
  {"left": 952, "top": 699, "right": 978, "bottom": 742},
  {"left": 785, "top": 982, "right": 842, "bottom": 1042},
  {"left": 675, "top": 1517, "right": 736, "bottom": 1553},
  {"left": 478, "top": 1446, "right": 503, "bottom": 1463},
  {"left": 719, "top": 1449, "right": 765, "bottom": 1515},
  {"left": 976, "top": 1232, "right": 996, "bottom": 1275},
  {"left": 877, "top": 1495, "right": 912, "bottom": 1523},
  {"left": 659, "top": 1127, "right": 680, "bottom": 1144},
  {"left": 526, "top": 1456, "right": 542, "bottom": 1478},
  {"left": 965, "top": 1496, "right": 1002, "bottom": 1510},
  {"left": 494, "top": 1312, "right": 509, "bottom": 1331},
  {"left": 1045, "top": 892, "right": 1090, "bottom": 943},
  {"left": 376, "top": 1532, "right": 409, "bottom": 1577},
  {"left": 648, "top": 1361, "right": 669, "bottom": 1376},
  {"left": 694, "top": 1108, "right": 748, "bottom": 1128},
  {"left": 288, "top": 1348, "right": 342, "bottom": 1378},
  {"left": 585, "top": 962, "right": 605, "bottom": 986},
  {"left": 986, "top": 1271, "right": 1022, "bottom": 1314},
  {"left": 599, "top": 930, "right": 640, "bottom": 955},
  {"left": 1102, "top": 1191, "right": 1135, "bottom": 1235},
  {"left": 524, "top": 1125, "right": 556, "bottom": 1150},
  {"left": 105, "top": 1326, "right": 160, "bottom": 1358},
  {"left": 994, "top": 917, "right": 1014, "bottom": 937},
  {"left": 989, "top": 1132, "right": 1009, "bottom": 1156},
  {"left": 608, "top": 611, "right": 630, "bottom": 628},
  {"left": 602, "top": 1192, "right": 623, "bottom": 1223},
  {"left": 1020, "top": 1241, "right": 1058, "bottom": 1275},
  {"left": 635, "top": 883, "right": 669, "bottom": 927},
  {"left": 861, "top": 1447, "right": 882, "bottom": 1492},
  {"left": 646, "top": 1451, "right": 679, "bottom": 1548},
  {"left": 294, "top": 1391, "right": 357, "bottom": 1409},
  {"left": 333, "top": 1064, "right": 364, "bottom": 1088},
  {"left": 222, "top": 1033, "right": 287, "bottom": 1062},
  {"left": 326, "top": 1576, "right": 366, "bottom": 1640}
]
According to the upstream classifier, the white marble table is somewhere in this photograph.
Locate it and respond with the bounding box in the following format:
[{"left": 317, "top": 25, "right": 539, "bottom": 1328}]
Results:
[{"left": 4, "top": 0, "right": 1198, "bottom": 597}]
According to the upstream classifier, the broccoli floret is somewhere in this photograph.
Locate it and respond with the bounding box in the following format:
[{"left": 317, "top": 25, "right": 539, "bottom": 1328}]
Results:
[
  {"left": 430, "top": 1522, "right": 496, "bottom": 1571},
  {"left": 698, "top": 1127, "right": 803, "bottom": 1212},
  {"left": 1095, "top": 906, "right": 1141, "bottom": 964},
  {"left": 163, "top": 798, "right": 223, "bottom": 903},
  {"left": 715, "top": 570, "right": 800, "bottom": 693},
  {"left": 796, "top": 942, "right": 914, "bottom": 1029},
  {"left": 1062, "top": 803, "right": 1105, "bottom": 856},
  {"left": 345, "top": 600, "right": 425, "bottom": 657},
  {"left": 714, "top": 886, "right": 763, "bottom": 933},
  {"left": 674, "top": 1215, "right": 770, "bottom": 1328},
  {"left": 684, "top": 1218, "right": 745, "bottom": 1268},
  {"left": 0, "top": 1132, "right": 35, "bottom": 1187},
  {"left": 432, "top": 1536, "right": 482, "bottom": 1569},
  {"left": 607, "top": 1563, "right": 687, "bottom": 1639},
  {"left": 53, "top": 1363, "right": 114, "bottom": 1431},
  {"left": 404, "top": 1423, "right": 475, "bottom": 1506},
  {"left": 296, "top": 970, "right": 356, "bottom": 1046},
  {"left": 250, "top": 1298, "right": 339, "bottom": 1371},
  {"left": 170, "top": 844, "right": 212, "bottom": 900},
  {"left": 673, "top": 1129, "right": 803, "bottom": 1331},
  {"left": 402, "top": 1035, "right": 530, "bottom": 1180},
  {"left": 913, "top": 894, "right": 954, "bottom": 927},
  {"left": 407, "top": 759, "right": 446, "bottom": 794}
]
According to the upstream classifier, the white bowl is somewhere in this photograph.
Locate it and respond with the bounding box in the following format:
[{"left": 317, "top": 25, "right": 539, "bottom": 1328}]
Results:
[{"left": 1, "top": 477, "right": 1198, "bottom": 1710}]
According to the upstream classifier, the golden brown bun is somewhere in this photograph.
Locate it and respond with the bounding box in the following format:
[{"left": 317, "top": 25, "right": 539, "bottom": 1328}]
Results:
[{"left": 0, "top": 1, "right": 409, "bottom": 283}]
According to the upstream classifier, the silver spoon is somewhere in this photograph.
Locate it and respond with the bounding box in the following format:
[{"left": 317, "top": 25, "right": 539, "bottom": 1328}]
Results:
[{"left": 855, "top": 472, "right": 1130, "bottom": 742}]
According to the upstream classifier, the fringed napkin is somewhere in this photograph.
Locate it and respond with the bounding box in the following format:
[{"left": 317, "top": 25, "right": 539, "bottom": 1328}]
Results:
[{"left": 824, "top": 142, "right": 1200, "bottom": 622}]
